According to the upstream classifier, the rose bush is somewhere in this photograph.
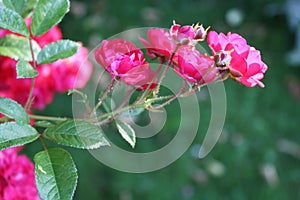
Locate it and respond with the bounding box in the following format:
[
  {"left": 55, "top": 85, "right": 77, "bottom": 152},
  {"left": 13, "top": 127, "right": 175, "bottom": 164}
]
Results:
[{"left": 0, "top": 1, "right": 269, "bottom": 197}]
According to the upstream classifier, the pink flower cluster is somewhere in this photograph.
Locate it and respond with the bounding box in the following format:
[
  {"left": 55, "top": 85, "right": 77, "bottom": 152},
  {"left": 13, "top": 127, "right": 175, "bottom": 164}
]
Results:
[
  {"left": 95, "top": 22, "right": 267, "bottom": 88},
  {"left": 0, "top": 147, "right": 40, "bottom": 200},
  {"left": 0, "top": 18, "right": 92, "bottom": 110}
]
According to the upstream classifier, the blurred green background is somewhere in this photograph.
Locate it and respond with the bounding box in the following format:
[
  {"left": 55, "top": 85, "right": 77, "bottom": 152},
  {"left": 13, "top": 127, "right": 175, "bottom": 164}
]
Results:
[{"left": 28, "top": 0, "right": 300, "bottom": 199}]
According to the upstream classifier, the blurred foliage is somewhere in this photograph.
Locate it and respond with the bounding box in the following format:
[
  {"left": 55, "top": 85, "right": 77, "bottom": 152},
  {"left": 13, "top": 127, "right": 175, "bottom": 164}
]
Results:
[{"left": 25, "top": 0, "right": 300, "bottom": 199}]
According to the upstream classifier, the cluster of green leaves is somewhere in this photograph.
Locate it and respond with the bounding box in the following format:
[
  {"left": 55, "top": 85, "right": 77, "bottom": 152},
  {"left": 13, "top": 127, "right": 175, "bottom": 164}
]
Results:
[{"left": 0, "top": 0, "right": 122, "bottom": 199}]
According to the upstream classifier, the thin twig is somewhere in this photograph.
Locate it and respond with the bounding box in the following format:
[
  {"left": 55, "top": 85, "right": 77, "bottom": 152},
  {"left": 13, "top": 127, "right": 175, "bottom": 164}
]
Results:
[
  {"left": 154, "top": 80, "right": 187, "bottom": 109},
  {"left": 136, "top": 61, "right": 164, "bottom": 104},
  {"left": 39, "top": 135, "right": 48, "bottom": 152},
  {"left": 115, "top": 88, "right": 134, "bottom": 111},
  {"left": 24, "top": 38, "right": 37, "bottom": 110},
  {"left": 91, "top": 78, "right": 115, "bottom": 116},
  {"left": 29, "top": 114, "right": 69, "bottom": 122},
  {"left": 154, "top": 44, "right": 180, "bottom": 96}
]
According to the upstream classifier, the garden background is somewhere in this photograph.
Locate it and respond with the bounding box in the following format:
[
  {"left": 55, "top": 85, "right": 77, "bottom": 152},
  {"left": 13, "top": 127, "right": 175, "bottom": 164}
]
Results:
[{"left": 22, "top": 0, "right": 300, "bottom": 199}]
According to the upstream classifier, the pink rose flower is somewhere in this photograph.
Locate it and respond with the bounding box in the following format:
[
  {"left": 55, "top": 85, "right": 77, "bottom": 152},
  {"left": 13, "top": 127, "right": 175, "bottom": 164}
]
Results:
[
  {"left": 139, "top": 28, "right": 176, "bottom": 60},
  {"left": 94, "top": 39, "right": 137, "bottom": 71},
  {"left": 94, "top": 39, "right": 156, "bottom": 89},
  {"left": 207, "top": 31, "right": 268, "bottom": 87},
  {"left": 0, "top": 147, "right": 40, "bottom": 200},
  {"left": 174, "top": 47, "right": 217, "bottom": 84}
]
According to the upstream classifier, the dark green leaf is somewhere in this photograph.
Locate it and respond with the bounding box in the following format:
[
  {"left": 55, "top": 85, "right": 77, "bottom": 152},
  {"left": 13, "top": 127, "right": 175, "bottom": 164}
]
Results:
[
  {"left": 115, "top": 120, "right": 136, "bottom": 148},
  {"left": 22, "top": 0, "right": 38, "bottom": 18},
  {"left": 0, "top": 122, "right": 39, "bottom": 150},
  {"left": 34, "top": 148, "right": 78, "bottom": 200},
  {"left": 0, "top": 97, "right": 29, "bottom": 123},
  {"left": 31, "top": 0, "right": 70, "bottom": 36},
  {"left": 37, "top": 40, "right": 80, "bottom": 64},
  {"left": 3, "top": 0, "right": 26, "bottom": 15},
  {"left": 0, "top": 6, "right": 29, "bottom": 36},
  {"left": 16, "top": 60, "right": 38, "bottom": 78},
  {"left": 44, "top": 120, "right": 109, "bottom": 149},
  {"left": 0, "top": 35, "right": 41, "bottom": 61}
]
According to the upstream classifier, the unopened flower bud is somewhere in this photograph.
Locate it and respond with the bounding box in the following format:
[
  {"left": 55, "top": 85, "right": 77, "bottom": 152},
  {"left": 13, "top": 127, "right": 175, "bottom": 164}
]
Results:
[{"left": 194, "top": 25, "right": 208, "bottom": 40}]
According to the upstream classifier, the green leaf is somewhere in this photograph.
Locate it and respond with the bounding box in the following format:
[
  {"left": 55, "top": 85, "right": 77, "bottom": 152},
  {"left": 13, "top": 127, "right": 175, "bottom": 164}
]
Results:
[
  {"left": 3, "top": 0, "right": 26, "bottom": 15},
  {"left": 44, "top": 120, "right": 109, "bottom": 149},
  {"left": 0, "top": 6, "right": 29, "bottom": 36},
  {"left": 115, "top": 120, "right": 136, "bottom": 148},
  {"left": 22, "top": 0, "right": 38, "bottom": 18},
  {"left": 37, "top": 40, "right": 80, "bottom": 64},
  {"left": 31, "top": 0, "right": 70, "bottom": 36},
  {"left": 0, "top": 97, "right": 29, "bottom": 123},
  {"left": 16, "top": 60, "right": 38, "bottom": 78},
  {"left": 34, "top": 120, "right": 55, "bottom": 128},
  {"left": 34, "top": 148, "right": 78, "bottom": 200},
  {"left": 0, "top": 122, "right": 39, "bottom": 150},
  {"left": 0, "top": 35, "right": 41, "bottom": 61}
]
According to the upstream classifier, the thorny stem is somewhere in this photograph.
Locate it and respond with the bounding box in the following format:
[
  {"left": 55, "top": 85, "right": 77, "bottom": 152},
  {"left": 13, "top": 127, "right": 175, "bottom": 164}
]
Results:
[
  {"left": 115, "top": 88, "right": 134, "bottom": 111},
  {"left": 91, "top": 78, "right": 115, "bottom": 116},
  {"left": 154, "top": 80, "right": 187, "bottom": 109},
  {"left": 136, "top": 61, "right": 164, "bottom": 104},
  {"left": 24, "top": 38, "right": 37, "bottom": 111},
  {"left": 95, "top": 95, "right": 173, "bottom": 121},
  {"left": 94, "top": 80, "right": 201, "bottom": 124},
  {"left": 154, "top": 44, "right": 180, "bottom": 96}
]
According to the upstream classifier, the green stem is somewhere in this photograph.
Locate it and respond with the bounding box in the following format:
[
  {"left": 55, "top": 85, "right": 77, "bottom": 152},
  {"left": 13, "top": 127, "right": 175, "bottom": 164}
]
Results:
[
  {"left": 24, "top": 38, "right": 37, "bottom": 111},
  {"left": 115, "top": 88, "right": 134, "bottom": 111},
  {"left": 29, "top": 114, "right": 69, "bottom": 122},
  {"left": 136, "top": 62, "right": 164, "bottom": 104},
  {"left": 154, "top": 80, "right": 187, "bottom": 109},
  {"left": 0, "top": 117, "right": 10, "bottom": 123},
  {"left": 96, "top": 94, "right": 172, "bottom": 121},
  {"left": 39, "top": 134, "right": 48, "bottom": 152}
]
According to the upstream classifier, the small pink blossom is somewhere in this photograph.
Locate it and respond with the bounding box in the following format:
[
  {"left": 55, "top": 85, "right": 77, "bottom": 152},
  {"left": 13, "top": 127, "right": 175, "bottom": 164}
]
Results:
[
  {"left": 207, "top": 31, "right": 268, "bottom": 87},
  {"left": 94, "top": 39, "right": 156, "bottom": 89},
  {"left": 0, "top": 147, "right": 40, "bottom": 200},
  {"left": 139, "top": 28, "right": 176, "bottom": 60},
  {"left": 170, "top": 24, "right": 195, "bottom": 45},
  {"left": 174, "top": 47, "right": 217, "bottom": 84}
]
